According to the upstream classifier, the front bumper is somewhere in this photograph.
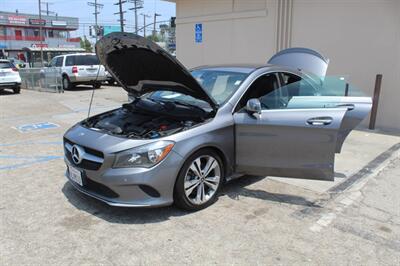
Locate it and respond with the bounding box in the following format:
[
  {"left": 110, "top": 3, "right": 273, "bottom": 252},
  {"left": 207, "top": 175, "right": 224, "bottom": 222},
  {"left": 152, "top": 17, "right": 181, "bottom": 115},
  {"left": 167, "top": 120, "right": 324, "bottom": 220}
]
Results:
[{"left": 64, "top": 149, "right": 184, "bottom": 208}]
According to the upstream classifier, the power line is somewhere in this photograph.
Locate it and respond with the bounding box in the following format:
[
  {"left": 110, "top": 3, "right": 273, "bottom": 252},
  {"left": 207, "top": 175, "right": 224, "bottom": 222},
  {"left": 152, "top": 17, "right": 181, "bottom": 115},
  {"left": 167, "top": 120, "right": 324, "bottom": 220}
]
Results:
[{"left": 114, "top": 0, "right": 126, "bottom": 32}]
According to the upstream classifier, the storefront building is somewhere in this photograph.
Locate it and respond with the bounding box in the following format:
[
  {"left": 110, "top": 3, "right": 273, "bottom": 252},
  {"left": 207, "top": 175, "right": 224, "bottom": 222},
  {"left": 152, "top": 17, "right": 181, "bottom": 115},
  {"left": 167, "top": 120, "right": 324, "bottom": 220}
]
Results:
[
  {"left": 165, "top": 0, "right": 400, "bottom": 131},
  {"left": 0, "top": 11, "right": 81, "bottom": 66}
]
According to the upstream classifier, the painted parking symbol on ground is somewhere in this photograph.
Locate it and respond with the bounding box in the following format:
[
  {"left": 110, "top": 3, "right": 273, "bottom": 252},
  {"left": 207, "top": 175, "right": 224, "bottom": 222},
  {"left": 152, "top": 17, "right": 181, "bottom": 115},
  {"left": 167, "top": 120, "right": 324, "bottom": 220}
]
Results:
[{"left": 13, "top": 122, "right": 60, "bottom": 133}]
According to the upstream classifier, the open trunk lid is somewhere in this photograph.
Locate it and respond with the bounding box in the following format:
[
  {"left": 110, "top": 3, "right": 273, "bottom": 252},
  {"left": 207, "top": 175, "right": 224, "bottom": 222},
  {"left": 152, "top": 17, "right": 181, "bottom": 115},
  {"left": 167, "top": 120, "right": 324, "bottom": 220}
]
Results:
[
  {"left": 95, "top": 32, "right": 217, "bottom": 111},
  {"left": 268, "top": 47, "right": 329, "bottom": 78}
]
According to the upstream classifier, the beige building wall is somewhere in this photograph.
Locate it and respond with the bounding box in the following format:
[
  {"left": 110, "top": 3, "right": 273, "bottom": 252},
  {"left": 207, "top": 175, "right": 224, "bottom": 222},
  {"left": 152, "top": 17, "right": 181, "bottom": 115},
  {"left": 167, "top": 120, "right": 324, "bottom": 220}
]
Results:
[{"left": 170, "top": 0, "right": 400, "bottom": 131}]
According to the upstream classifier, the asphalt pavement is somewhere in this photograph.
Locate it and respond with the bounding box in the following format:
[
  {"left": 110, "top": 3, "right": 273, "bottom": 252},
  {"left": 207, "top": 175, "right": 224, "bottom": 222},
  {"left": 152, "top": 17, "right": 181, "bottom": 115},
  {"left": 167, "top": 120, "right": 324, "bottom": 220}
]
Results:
[{"left": 1, "top": 86, "right": 399, "bottom": 265}]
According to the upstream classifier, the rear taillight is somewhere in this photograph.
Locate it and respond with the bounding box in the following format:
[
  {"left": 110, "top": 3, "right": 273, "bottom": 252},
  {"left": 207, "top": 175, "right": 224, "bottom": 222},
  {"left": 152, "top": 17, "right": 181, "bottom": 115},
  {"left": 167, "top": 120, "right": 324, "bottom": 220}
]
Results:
[
  {"left": 72, "top": 66, "right": 78, "bottom": 74},
  {"left": 12, "top": 67, "right": 19, "bottom": 72}
]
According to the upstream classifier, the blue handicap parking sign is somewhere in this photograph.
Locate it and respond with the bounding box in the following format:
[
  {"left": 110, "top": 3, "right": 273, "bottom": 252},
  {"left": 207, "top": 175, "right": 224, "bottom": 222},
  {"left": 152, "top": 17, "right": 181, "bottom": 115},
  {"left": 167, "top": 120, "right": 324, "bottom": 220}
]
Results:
[
  {"left": 15, "top": 122, "right": 60, "bottom": 133},
  {"left": 195, "top": 23, "right": 202, "bottom": 43}
]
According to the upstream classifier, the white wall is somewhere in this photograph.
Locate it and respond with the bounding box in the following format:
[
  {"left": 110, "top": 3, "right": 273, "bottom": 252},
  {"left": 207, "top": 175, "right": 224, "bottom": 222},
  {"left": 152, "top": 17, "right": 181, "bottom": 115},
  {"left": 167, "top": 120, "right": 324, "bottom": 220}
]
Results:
[
  {"left": 175, "top": 0, "right": 276, "bottom": 67},
  {"left": 172, "top": 0, "right": 400, "bottom": 131},
  {"left": 290, "top": 0, "right": 400, "bottom": 132}
]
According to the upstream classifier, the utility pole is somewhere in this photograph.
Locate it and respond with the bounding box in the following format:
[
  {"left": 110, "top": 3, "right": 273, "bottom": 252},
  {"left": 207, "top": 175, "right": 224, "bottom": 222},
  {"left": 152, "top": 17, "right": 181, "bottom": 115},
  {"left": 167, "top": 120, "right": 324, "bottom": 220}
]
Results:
[
  {"left": 140, "top": 13, "right": 150, "bottom": 37},
  {"left": 88, "top": 0, "right": 103, "bottom": 41},
  {"left": 38, "top": 0, "right": 44, "bottom": 66},
  {"left": 128, "top": 0, "right": 143, "bottom": 34},
  {"left": 40, "top": 2, "right": 55, "bottom": 16},
  {"left": 153, "top": 13, "right": 161, "bottom": 38},
  {"left": 114, "top": 0, "right": 126, "bottom": 32}
]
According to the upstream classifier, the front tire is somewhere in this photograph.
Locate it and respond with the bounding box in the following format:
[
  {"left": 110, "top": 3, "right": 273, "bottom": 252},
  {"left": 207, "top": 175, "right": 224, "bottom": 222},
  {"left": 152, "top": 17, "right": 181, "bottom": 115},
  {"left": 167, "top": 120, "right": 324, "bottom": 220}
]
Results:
[{"left": 174, "top": 149, "right": 224, "bottom": 211}]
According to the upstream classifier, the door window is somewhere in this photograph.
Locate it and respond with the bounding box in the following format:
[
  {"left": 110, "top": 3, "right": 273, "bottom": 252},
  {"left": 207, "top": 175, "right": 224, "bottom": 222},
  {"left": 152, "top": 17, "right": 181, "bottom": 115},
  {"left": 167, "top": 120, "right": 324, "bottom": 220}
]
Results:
[
  {"left": 55, "top": 57, "right": 63, "bottom": 67},
  {"left": 65, "top": 56, "right": 74, "bottom": 66},
  {"left": 48, "top": 57, "right": 57, "bottom": 67},
  {"left": 236, "top": 73, "right": 280, "bottom": 111}
]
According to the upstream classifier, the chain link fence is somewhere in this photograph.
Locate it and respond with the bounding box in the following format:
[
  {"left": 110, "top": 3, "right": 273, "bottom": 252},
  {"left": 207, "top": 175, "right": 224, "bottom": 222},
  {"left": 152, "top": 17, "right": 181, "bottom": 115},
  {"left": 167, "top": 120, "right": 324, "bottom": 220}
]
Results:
[{"left": 19, "top": 68, "right": 63, "bottom": 93}]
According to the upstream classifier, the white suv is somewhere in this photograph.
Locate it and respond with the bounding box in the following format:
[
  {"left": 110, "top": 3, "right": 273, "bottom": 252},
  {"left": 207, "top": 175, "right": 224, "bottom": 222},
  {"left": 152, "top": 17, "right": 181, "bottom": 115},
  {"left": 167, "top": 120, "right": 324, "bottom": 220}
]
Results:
[
  {"left": 45, "top": 53, "right": 107, "bottom": 90},
  {"left": 0, "top": 59, "right": 22, "bottom": 94}
]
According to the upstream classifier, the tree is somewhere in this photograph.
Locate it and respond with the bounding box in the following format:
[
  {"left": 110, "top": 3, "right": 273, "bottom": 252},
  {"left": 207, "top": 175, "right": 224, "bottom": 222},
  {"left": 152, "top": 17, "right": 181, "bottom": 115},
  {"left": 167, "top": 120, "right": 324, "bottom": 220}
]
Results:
[
  {"left": 80, "top": 36, "right": 93, "bottom": 52},
  {"left": 146, "top": 33, "right": 161, "bottom": 43}
]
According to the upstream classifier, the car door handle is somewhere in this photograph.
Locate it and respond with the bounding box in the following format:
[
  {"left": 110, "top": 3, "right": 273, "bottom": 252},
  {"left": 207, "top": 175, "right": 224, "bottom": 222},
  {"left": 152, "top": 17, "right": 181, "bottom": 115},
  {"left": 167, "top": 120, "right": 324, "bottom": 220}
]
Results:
[
  {"left": 307, "top": 117, "right": 333, "bottom": 126},
  {"left": 336, "top": 103, "right": 355, "bottom": 110}
]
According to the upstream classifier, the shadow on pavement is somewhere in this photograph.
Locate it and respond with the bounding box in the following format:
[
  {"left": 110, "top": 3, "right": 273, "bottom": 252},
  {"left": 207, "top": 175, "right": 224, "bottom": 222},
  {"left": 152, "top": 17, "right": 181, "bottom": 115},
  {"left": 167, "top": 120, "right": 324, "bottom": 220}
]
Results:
[
  {"left": 62, "top": 182, "right": 189, "bottom": 224},
  {"left": 65, "top": 85, "right": 106, "bottom": 91},
  {"left": 62, "top": 174, "right": 321, "bottom": 224},
  {"left": 222, "top": 175, "right": 322, "bottom": 208},
  {"left": 0, "top": 90, "right": 17, "bottom": 96}
]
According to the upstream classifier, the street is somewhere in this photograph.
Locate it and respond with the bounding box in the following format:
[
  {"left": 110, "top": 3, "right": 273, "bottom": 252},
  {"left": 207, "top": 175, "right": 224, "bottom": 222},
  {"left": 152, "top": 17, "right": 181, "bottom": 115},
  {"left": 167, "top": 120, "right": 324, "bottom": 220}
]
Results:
[{"left": 1, "top": 87, "right": 399, "bottom": 265}]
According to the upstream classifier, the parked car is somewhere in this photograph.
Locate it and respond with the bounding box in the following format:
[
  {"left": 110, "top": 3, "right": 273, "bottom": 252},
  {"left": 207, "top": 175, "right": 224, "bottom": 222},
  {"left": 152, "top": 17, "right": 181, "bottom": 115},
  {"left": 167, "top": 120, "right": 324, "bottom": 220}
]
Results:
[
  {"left": 42, "top": 53, "right": 107, "bottom": 90},
  {"left": 0, "top": 59, "right": 21, "bottom": 94},
  {"left": 9, "top": 58, "right": 27, "bottom": 69},
  {"left": 63, "top": 33, "right": 372, "bottom": 210}
]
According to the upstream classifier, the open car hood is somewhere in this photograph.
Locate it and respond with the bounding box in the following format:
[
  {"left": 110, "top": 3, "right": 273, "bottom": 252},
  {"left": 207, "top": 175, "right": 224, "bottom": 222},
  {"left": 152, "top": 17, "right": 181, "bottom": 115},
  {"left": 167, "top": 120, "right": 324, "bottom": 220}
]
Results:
[
  {"left": 96, "top": 32, "right": 217, "bottom": 111},
  {"left": 268, "top": 47, "right": 329, "bottom": 78}
]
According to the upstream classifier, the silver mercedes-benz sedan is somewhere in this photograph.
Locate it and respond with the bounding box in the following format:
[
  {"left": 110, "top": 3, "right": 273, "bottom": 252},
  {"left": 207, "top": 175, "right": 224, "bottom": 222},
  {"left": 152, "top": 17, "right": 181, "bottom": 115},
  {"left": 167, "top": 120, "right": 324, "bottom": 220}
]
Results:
[{"left": 63, "top": 32, "right": 372, "bottom": 210}]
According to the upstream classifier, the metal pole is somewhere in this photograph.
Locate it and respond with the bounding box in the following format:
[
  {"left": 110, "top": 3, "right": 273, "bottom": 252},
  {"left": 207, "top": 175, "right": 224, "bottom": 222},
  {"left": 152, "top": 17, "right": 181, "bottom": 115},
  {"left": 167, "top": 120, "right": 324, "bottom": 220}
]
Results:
[
  {"left": 119, "top": 0, "right": 124, "bottom": 32},
  {"left": 94, "top": 0, "right": 98, "bottom": 41},
  {"left": 369, "top": 74, "right": 383, "bottom": 130},
  {"left": 134, "top": 1, "right": 138, "bottom": 34},
  {"left": 38, "top": 0, "right": 44, "bottom": 67},
  {"left": 344, "top": 83, "right": 349, "bottom": 96},
  {"left": 143, "top": 14, "right": 146, "bottom": 37},
  {"left": 153, "top": 13, "right": 161, "bottom": 37}
]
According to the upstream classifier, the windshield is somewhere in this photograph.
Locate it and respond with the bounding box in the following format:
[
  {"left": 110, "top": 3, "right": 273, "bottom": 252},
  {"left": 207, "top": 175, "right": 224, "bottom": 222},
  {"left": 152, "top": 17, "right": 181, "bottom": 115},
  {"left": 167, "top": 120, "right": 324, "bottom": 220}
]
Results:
[
  {"left": 191, "top": 69, "right": 248, "bottom": 104},
  {"left": 143, "top": 69, "right": 249, "bottom": 109}
]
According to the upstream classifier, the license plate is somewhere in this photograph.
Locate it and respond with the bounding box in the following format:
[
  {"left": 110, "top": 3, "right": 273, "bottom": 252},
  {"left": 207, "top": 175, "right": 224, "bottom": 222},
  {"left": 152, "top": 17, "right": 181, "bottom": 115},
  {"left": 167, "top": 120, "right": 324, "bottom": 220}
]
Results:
[{"left": 69, "top": 166, "right": 83, "bottom": 186}]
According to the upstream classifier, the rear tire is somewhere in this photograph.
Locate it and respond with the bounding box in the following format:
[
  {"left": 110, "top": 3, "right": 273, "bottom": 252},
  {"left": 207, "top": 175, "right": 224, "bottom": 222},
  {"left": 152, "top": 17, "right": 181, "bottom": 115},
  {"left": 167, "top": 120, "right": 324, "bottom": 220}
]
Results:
[
  {"left": 107, "top": 78, "right": 115, "bottom": 85},
  {"left": 174, "top": 149, "right": 224, "bottom": 211},
  {"left": 93, "top": 82, "right": 101, "bottom": 89},
  {"left": 13, "top": 86, "right": 21, "bottom": 94}
]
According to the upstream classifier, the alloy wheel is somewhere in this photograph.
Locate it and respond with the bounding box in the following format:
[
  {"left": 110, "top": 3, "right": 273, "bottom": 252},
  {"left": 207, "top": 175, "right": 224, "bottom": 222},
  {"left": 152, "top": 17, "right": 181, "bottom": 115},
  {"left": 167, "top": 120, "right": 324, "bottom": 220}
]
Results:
[{"left": 184, "top": 155, "right": 221, "bottom": 205}]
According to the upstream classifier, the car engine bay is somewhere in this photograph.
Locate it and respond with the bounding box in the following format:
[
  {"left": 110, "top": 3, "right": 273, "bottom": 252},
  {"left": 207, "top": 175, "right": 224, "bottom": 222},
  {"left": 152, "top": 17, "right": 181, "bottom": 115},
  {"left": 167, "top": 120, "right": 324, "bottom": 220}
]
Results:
[{"left": 82, "top": 98, "right": 213, "bottom": 139}]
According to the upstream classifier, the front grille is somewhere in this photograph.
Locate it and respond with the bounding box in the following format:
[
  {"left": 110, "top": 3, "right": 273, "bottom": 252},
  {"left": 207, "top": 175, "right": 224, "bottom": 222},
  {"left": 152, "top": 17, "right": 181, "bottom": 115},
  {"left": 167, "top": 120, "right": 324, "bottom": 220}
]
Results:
[
  {"left": 64, "top": 137, "right": 104, "bottom": 171},
  {"left": 83, "top": 174, "right": 119, "bottom": 198}
]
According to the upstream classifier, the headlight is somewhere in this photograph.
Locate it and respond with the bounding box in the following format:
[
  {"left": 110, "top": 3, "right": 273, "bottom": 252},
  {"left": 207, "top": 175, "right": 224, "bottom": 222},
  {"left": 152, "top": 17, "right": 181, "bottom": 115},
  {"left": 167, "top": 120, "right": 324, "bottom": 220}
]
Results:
[{"left": 113, "top": 141, "right": 175, "bottom": 168}]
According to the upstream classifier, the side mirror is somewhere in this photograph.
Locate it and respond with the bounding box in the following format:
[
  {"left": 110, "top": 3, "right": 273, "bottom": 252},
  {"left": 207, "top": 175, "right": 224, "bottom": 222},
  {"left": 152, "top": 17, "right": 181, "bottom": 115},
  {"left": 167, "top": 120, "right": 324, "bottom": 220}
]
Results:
[
  {"left": 246, "top": 98, "right": 262, "bottom": 117},
  {"left": 44, "top": 63, "right": 49, "bottom": 67}
]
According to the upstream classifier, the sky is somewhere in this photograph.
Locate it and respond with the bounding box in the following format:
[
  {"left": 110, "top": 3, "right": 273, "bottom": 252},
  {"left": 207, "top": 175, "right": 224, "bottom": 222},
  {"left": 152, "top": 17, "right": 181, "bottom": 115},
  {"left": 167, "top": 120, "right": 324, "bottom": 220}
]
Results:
[{"left": 0, "top": 0, "right": 176, "bottom": 37}]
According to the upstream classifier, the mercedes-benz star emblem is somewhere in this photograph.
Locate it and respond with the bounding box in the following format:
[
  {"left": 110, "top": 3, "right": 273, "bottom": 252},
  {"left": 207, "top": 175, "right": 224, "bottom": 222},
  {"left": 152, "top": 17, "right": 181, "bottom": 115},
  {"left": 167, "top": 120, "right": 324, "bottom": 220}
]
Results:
[{"left": 71, "top": 145, "right": 85, "bottom": 165}]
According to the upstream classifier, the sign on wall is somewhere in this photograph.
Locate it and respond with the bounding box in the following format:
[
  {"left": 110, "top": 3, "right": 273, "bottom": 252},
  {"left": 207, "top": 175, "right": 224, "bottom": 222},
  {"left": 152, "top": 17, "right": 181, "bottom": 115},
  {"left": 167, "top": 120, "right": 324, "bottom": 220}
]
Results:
[
  {"left": 195, "top": 23, "right": 202, "bottom": 43},
  {"left": 8, "top": 15, "right": 26, "bottom": 25},
  {"left": 52, "top": 20, "right": 67, "bottom": 26},
  {"left": 29, "top": 18, "right": 46, "bottom": 26}
]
